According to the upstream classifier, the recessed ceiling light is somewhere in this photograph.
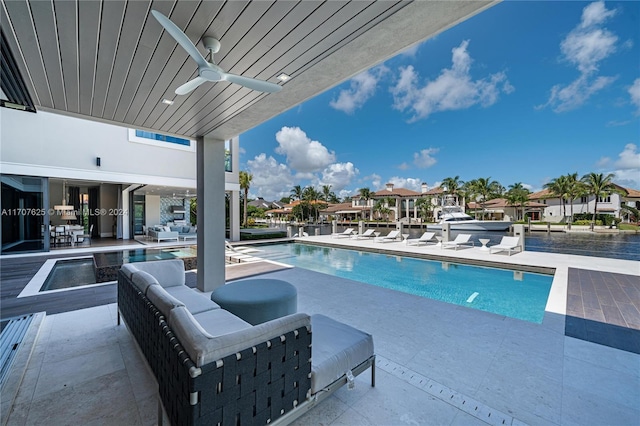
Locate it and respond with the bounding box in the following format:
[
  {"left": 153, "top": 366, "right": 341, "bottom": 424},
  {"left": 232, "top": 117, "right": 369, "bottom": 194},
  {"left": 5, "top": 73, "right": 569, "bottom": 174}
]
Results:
[
  {"left": 277, "top": 73, "right": 291, "bottom": 82},
  {"left": 162, "top": 99, "right": 174, "bottom": 105}
]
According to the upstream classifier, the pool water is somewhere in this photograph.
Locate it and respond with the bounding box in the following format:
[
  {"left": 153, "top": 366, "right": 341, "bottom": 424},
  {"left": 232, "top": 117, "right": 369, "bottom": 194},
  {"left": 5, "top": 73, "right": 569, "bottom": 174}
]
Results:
[
  {"left": 97, "top": 247, "right": 197, "bottom": 265},
  {"left": 257, "top": 243, "right": 553, "bottom": 323},
  {"left": 41, "top": 258, "right": 96, "bottom": 291}
]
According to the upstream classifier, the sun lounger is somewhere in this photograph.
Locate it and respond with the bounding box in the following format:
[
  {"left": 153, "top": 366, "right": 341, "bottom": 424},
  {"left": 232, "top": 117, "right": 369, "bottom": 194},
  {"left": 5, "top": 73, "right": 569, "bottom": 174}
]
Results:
[
  {"left": 351, "top": 229, "right": 376, "bottom": 239},
  {"left": 331, "top": 228, "right": 354, "bottom": 238},
  {"left": 374, "top": 230, "right": 400, "bottom": 243},
  {"left": 405, "top": 231, "right": 436, "bottom": 246},
  {"left": 441, "top": 234, "right": 474, "bottom": 250},
  {"left": 489, "top": 236, "right": 522, "bottom": 256},
  {"left": 225, "top": 241, "right": 261, "bottom": 253}
]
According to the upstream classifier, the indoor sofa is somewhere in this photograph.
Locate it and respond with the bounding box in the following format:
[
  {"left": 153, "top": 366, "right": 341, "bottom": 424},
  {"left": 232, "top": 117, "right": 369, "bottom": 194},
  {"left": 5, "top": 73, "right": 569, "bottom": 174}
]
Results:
[{"left": 117, "top": 259, "right": 375, "bottom": 426}]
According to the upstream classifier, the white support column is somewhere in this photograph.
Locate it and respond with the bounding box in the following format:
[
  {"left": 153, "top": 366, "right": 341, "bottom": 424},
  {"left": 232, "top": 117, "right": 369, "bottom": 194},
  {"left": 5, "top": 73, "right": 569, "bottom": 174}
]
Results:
[
  {"left": 121, "top": 186, "right": 130, "bottom": 239},
  {"left": 227, "top": 136, "right": 241, "bottom": 242},
  {"left": 197, "top": 136, "right": 226, "bottom": 292},
  {"left": 229, "top": 190, "right": 240, "bottom": 241}
]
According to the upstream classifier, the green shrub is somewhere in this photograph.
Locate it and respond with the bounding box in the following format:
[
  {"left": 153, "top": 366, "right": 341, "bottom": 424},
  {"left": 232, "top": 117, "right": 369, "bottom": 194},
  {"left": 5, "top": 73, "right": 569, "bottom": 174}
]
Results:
[{"left": 573, "top": 219, "right": 603, "bottom": 226}]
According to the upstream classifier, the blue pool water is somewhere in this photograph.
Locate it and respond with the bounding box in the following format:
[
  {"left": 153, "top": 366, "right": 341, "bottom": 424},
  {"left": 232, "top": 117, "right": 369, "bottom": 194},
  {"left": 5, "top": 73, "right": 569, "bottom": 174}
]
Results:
[{"left": 257, "top": 243, "right": 554, "bottom": 323}]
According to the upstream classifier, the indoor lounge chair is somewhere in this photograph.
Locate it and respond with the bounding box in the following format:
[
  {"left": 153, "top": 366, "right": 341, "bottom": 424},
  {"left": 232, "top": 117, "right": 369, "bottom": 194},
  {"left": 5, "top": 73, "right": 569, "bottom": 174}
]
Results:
[
  {"left": 351, "top": 229, "right": 376, "bottom": 239},
  {"left": 331, "top": 228, "right": 354, "bottom": 238},
  {"left": 441, "top": 234, "right": 474, "bottom": 250},
  {"left": 374, "top": 230, "right": 400, "bottom": 243},
  {"left": 489, "top": 236, "right": 522, "bottom": 256},
  {"left": 405, "top": 231, "right": 436, "bottom": 246}
]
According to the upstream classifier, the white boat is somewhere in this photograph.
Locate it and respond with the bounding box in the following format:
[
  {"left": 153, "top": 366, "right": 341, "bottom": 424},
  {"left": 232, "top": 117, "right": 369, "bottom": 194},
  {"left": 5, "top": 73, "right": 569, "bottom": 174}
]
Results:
[{"left": 429, "top": 206, "right": 512, "bottom": 231}]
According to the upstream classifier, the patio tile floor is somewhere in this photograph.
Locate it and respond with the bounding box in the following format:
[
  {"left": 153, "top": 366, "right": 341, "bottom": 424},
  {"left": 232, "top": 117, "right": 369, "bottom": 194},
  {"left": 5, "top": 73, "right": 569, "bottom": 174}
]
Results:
[{"left": 1, "top": 237, "right": 639, "bottom": 425}]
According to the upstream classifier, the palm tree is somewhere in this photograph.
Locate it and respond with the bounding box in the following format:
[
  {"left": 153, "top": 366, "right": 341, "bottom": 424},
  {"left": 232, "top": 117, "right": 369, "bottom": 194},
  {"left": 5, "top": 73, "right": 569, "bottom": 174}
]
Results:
[
  {"left": 321, "top": 185, "right": 338, "bottom": 203},
  {"left": 544, "top": 175, "right": 570, "bottom": 221},
  {"left": 374, "top": 200, "right": 392, "bottom": 221},
  {"left": 302, "top": 186, "right": 322, "bottom": 223},
  {"left": 290, "top": 185, "right": 303, "bottom": 201},
  {"left": 581, "top": 172, "right": 617, "bottom": 225},
  {"left": 239, "top": 171, "right": 252, "bottom": 227},
  {"left": 358, "top": 187, "right": 373, "bottom": 220},
  {"left": 468, "top": 177, "right": 500, "bottom": 219},
  {"left": 441, "top": 175, "right": 464, "bottom": 207},
  {"left": 506, "top": 182, "right": 531, "bottom": 221},
  {"left": 415, "top": 197, "right": 434, "bottom": 224},
  {"left": 564, "top": 172, "right": 584, "bottom": 223}
]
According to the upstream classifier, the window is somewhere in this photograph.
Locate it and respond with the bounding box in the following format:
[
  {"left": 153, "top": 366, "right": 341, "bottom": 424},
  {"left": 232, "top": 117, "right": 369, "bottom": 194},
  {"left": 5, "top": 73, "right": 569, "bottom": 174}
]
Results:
[
  {"left": 580, "top": 196, "right": 588, "bottom": 203},
  {"left": 598, "top": 196, "right": 611, "bottom": 203},
  {"left": 225, "top": 140, "right": 232, "bottom": 172},
  {"left": 128, "top": 129, "right": 195, "bottom": 152}
]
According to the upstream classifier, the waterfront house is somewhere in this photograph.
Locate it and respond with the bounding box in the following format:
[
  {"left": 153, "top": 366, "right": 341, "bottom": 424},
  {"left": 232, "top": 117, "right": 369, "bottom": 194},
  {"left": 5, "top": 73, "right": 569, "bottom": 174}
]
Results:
[{"left": 528, "top": 185, "right": 640, "bottom": 223}]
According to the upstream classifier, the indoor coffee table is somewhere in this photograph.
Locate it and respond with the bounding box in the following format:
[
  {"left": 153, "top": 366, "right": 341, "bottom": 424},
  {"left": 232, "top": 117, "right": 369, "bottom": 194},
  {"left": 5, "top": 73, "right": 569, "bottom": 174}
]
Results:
[{"left": 211, "top": 278, "right": 297, "bottom": 325}]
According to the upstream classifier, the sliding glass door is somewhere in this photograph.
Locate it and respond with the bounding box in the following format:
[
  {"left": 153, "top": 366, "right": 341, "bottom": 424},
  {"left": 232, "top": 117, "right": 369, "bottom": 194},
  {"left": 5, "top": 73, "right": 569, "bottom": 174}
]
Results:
[{"left": 1, "top": 175, "right": 48, "bottom": 253}]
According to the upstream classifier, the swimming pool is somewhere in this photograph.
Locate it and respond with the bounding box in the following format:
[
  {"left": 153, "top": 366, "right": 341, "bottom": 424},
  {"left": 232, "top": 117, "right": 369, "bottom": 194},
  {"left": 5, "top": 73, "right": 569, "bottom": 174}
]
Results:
[{"left": 257, "top": 243, "right": 553, "bottom": 323}]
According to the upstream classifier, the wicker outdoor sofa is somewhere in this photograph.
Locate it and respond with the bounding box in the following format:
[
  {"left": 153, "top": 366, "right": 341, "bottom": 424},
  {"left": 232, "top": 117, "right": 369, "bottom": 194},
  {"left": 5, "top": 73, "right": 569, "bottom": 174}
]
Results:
[{"left": 117, "top": 259, "right": 375, "bottom": 425}]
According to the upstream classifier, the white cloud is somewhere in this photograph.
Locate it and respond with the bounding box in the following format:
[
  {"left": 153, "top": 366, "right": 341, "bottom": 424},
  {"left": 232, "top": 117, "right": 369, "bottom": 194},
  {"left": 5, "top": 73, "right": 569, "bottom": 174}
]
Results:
[
  {"left": 400, "top": 42, "right": 421, "bottom": 57},
  {"left": 387, "top": 177, "right": 423, "bottom": 192},
  {"left": 246, "top": 153, "right": 295, "bottom": 200},
  {"left": 317, "top": 162, "right": 359, "bottom": 191},
  {"left": 275, "top": 126, "right": 335, "bottom": 173},
  {"left": 539, "top": 1, "right": 619, "bottom": 112},
  {"left": 413, "top": 148, "right": 439, "bottom": 168},
  {"left": 614, "top": 143, "right": 640, "bottom": 169},
  {"left": 398, "top": 163, "right": 410, "bottom": 170},
  {"left": 391, "top": 40, "right": 513, "bottom": 122},
  {"left": 597, "top": 144, "right": 640, "bottom": 188},
  {"left": 579, "top": 1, "right": 616, "bottom": 30},
  {"left": 541, "top": 74, "right": 617, "bottom": 112},
  {"left": 629, "top": 78, "right": 640, "bottom": 115},
  {"left": 365, "top": 174, "right": 382, "bottom": 190},
  {"left": 330, "top": 66, "right": 389, "bottom": 114}
]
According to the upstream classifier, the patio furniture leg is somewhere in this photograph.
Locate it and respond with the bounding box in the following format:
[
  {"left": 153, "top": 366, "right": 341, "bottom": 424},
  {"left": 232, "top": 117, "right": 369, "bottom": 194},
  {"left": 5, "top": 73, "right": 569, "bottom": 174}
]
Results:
[{"left": 371, "top": 356, "right": 376, "bottom": 387}]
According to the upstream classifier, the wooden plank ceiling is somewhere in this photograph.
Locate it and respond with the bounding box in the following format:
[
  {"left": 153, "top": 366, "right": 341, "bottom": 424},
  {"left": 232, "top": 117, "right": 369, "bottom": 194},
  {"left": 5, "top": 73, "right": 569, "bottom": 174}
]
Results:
[{"left": 0, "top": 0, "right": 496, "bottom": 139}]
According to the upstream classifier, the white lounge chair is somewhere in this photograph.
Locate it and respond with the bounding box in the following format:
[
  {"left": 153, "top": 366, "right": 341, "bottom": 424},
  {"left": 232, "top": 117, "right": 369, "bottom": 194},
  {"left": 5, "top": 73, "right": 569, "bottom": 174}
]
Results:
[
  {"left": 374, "top": 230, "right": 400, "bottom": 243},
  {"left": 489, "top": 236, "right": 522, "bottom": 256},
  {"left": 351, "top": 229, "right": 376, "bottom": 239},
  {"left": 331, "top": 228, "right": 354, "bottom": 238},
  {"left": 405, "top": 231, "right": 437, "bottom": 246},
  {"left": 441, "top": 234, "right": 474, "bottom": 250},
  {"left": 225, "top": 241, "right": 261, "bottom": 253}
]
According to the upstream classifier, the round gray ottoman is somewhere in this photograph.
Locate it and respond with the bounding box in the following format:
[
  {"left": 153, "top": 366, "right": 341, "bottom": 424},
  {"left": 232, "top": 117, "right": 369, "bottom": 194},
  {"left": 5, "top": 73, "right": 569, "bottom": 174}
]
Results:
[{"left": 211, "top": 279, "right": 297, "bottom": 325}]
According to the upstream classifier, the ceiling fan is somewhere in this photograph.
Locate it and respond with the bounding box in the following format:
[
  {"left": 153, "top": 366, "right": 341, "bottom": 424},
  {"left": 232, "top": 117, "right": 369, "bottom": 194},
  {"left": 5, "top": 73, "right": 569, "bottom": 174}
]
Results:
[{"left": 151, "top": 10, "right": 282, "bottom": 95}]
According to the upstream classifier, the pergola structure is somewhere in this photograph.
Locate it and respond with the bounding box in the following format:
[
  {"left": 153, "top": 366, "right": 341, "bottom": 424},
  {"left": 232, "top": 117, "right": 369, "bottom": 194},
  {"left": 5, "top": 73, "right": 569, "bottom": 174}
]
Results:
[{"left": 1, "top": 0, "right": 498, "bottom": 291}]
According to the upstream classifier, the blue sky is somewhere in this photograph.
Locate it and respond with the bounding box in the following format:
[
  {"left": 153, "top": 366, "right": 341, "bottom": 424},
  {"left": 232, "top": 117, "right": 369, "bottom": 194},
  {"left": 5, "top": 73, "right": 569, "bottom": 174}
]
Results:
[{"left": 240, "top": 1, "right": 640, "bottom": 201}]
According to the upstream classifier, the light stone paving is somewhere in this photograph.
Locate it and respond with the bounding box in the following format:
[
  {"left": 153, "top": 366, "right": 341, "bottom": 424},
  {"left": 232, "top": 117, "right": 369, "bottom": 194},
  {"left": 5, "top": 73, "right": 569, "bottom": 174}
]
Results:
[{"left": 3, "top": 237, "right": 639, "bottom": 425}]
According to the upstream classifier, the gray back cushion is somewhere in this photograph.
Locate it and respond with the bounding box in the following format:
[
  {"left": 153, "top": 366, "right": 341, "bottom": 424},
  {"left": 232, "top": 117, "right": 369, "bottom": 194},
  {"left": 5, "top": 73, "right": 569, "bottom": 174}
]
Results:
[
  {"left": 120, "top": 263, "right": 138, "bottom": 280},
  {"left": 131, "top": 270, "right": 160, "bottom": 294},
  {"left": 147, "top": 285, "right": 185, "bottom": 317},
  {"left": 169, "top": 307, "right": 310, "bottom": 367},
  {"left": 131, "top": 259, "right": 185, "bottom": 287}
]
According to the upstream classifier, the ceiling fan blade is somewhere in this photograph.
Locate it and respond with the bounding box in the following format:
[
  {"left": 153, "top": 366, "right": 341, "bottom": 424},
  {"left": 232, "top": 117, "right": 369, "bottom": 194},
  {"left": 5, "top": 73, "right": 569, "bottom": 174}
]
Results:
[
  {"left": 175, "top": 77, "right": 207, "bottom": 95},
  {"left": 151, "top": 10, "right": 209, "bottom": 69},
  {"left": 224, "top": 73, "right": 282, "bottom": 93}
]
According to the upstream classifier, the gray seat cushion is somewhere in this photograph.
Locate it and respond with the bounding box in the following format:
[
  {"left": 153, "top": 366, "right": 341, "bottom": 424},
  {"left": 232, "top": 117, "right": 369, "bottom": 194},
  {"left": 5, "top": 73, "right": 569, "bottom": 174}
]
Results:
[
  {"left": 169, "top": 307, "right": 310, "bottom": 367},
  {"left": 165, "top": 285, "right": 220, "bottom": 314},
  {"left": 310, "top": 314, "right": 374, "bottom": 394}
]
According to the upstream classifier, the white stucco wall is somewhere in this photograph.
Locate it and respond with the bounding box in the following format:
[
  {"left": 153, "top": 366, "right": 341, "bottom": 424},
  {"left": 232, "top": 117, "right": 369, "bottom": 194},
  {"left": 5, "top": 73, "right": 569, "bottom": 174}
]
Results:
[{"left": 0, "top": 108, "right": 196, "bottom": 186}]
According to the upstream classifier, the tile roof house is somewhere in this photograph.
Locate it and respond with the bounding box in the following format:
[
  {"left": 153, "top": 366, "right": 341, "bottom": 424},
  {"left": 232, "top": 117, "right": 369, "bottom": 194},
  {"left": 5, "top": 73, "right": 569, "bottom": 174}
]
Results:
[{"left": 528, "top": 185, "right": 639, "bottom": 223}]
